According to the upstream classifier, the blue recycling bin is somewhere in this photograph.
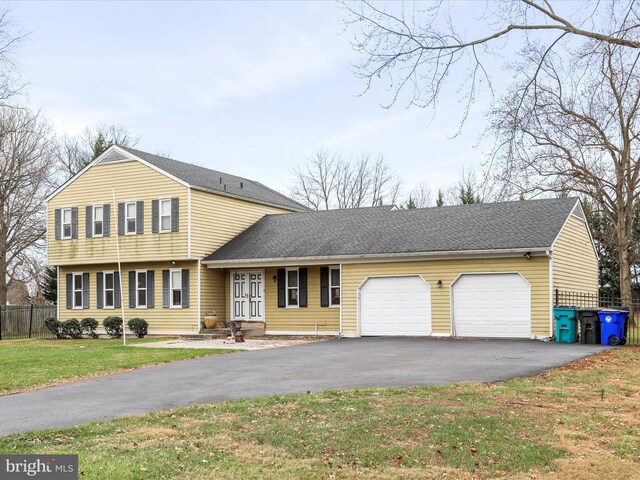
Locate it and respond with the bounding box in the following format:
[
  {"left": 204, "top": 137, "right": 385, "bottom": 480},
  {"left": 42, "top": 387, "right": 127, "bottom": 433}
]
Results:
[{"left": 598, "top": 310, "right": 628, "bottom": 346}]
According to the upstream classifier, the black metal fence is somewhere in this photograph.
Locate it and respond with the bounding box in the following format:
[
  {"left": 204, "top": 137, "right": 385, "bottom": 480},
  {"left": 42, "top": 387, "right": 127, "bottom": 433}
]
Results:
[
  {"left": 555, "top": 290, "right": 639, "bottom": 345},
  {"left": 0, "top": 305, "right": 56, "bottom": 340}
]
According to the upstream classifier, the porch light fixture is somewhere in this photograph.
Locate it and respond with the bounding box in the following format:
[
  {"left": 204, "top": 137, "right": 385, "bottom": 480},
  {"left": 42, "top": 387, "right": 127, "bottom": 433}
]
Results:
[
  {"left": 437, "top": 280, "right": 443, "bottom": 288},
  {"left": 272, "top": 275, "right": 277, "bottom": 282},
  {"left": 523, "top": 252, "right": 531, "bottom": 259},
  {"left": 169, "top": 260, "right": 176, "bottom": 265}
]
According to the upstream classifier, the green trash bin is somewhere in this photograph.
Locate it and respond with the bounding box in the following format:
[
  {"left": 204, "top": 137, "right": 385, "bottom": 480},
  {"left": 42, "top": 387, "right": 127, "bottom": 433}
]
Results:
[{"left": 553, "top": 307, "right": 578, "bottom": 343}]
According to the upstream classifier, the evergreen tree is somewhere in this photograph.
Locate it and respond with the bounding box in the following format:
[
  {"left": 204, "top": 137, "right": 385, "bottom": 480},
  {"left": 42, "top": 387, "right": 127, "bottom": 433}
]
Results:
[
  {"left": 41, "top": 266, "right": 57, "bottom": 304},
  {"left": 435, "top": 190, "right": 445, "bottom": 207},
  {"left": 405, "top": 196, "right": 417, "bottom": 209}
]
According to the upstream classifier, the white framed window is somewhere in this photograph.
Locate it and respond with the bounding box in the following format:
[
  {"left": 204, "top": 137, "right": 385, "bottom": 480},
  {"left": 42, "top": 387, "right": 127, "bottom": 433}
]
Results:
[
  {"left": 103, "top": 271, "right": 114, "bottom": 309},
  {"left": 136, "top": 270, "right": 147, "bottom": 308},
  {"left": 73, "top": 273, "right": 83, "bottom": 309},
  {"left": 125, "top": 202, "right": 137, "bottom": 234},
  {"left": 93, "top": 205, "right": 104, "bottom": 237},
  {"left": 170, "top": 269, "right": 182, "bottom": 307},
  {"left": 329, "top": 267, "right": 341, "bottom": 307},
  {"left": 160, "top": 199, "right": 172, "bottom": 233},
  {"left": 286, "top": 268, "right": 299, "bottom": 307},
  {"left": 62, "top": 208, "right": 72, "bottom": 239}
]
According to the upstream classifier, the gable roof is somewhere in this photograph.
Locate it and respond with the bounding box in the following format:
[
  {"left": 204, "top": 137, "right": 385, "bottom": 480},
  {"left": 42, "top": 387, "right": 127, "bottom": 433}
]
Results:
[
  {"left": 203, "top": 197, "right": 581, "bottom": 264},
  {"left": 47, "top": 145, "right": 307, "bottom": 212}
]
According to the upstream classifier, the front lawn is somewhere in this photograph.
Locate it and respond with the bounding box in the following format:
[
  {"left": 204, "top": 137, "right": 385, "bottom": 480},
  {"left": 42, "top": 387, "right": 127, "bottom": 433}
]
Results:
[
  {"left": 0, "top": 338, "right": 235, "bottom": 395},
  {"left": 0, "top": 347, "right": 638, "bottom": 479}
]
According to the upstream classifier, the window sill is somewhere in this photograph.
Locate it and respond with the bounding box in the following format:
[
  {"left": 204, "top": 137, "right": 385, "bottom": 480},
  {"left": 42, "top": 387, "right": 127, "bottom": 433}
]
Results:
[
  {"left": 285, "top": 305, "right": 300, "bottom": 309},
  {"left": 329, "top": 304, "right": 341, "bottom": 308}
]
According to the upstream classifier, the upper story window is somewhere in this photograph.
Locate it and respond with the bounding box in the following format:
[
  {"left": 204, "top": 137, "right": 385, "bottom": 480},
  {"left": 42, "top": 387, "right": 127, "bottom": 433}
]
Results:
[
  {"left": 329, "top": 267, "right": 341, "bottom": 306},
  {"left": 73, "top": 273, "right": 83, "bottom": 308},
  {"left": 286, "top": 269, "right": 299, "bottom": 307},
  {"left": 170, "top": 269, "right": 182, "bottom": 307},
  {"left": 160, "top": 199, "right": 172, "bottom": 233},
  {"left": 93, "top": 205, "right": 103, "bottom": 237},
  {"left": 125, "top": 202, "right": 137, "bottom": 234},
  {"left": 61, "top": 208, "right": 72, "bottom": 239}
]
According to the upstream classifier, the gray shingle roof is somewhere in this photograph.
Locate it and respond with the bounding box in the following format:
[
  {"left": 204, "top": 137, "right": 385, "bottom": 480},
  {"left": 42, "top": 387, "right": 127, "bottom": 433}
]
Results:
[
  {"left": 204, "top": 197, "right": 580, "bottom": 263},
  {"left": 121, "top": 146, "right": 306, "bottom": 211}
]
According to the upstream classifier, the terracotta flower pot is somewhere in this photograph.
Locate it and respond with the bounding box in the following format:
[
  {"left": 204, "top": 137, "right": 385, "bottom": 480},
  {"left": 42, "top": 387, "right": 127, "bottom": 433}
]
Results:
[{"left": 203, "top": 314, "right": 218, "bottom": 329}]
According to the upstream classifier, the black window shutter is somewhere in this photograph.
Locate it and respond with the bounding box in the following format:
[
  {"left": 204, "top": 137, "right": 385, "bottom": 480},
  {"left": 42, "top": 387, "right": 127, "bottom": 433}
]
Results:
[
  {"left": 82, "top": 272, "right": 89, "bottom": 309},
  {"left": 118, "top": 203, "right": 125, "bottom": 235},
  {"left": 162, "top": 270, "right": 170, "bottom": 308},
  {"left": 171, "top": 198, "right": 179, "bottom": 232},
  {"left": 147, "top": 270, "right": 155, "bottom": 308},
  {"left": 71, "top": 207, "right": 78, "bottom": 239},
  {"left": 96, "top": 272, "right": 104, "bottom": 309},
  {"left": 181, "top": 269, "right": 189, "bottom": 307},
  {"left": 151, "top": 200, "right": 159, "bottom": 233},
  {"left": 54, "top": 209, "right": 61, "bottom": 240},
  {"left": 299, "top": 268, "right": 308, "bottom": 308},
  {"left": 320, "top": 267, "right": 329, "bottom": 307},
  {"left": 66, "top": 273, "right": 72, "bottom": 309},
  {"left": 128, "top": 271, "right": 136, "bottom": 308},
  {"left": 103, "top": 204, "right": 110, "bottom": 237},
  {"left": 136, "top": 201, "right": 144, "bottom": 234},
  {"left": 114, "top": 272, "right": 121, "bottom": 308},
  {"left": 85, "top": 206, "right": 93, "bottom": 238},
  {"left": 277, "top": 269, "right": 286, "bottom": 308}
]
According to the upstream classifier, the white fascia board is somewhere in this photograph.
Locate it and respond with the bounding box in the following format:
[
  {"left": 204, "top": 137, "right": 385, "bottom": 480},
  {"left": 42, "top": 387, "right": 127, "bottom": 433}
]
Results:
[
  {"left": 46, "top": 145, "right": 190, "bottom": 202},
  {"left": 550, "top": 198, "right": 599, "bottom": 261},
  {"left": 202, "top": 248, "right": 549, "bottom": 269}
]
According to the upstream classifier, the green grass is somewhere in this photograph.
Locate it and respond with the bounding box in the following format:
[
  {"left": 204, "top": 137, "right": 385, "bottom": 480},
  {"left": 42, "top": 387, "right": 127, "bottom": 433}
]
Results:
[
  {"left": 0, "top": 347, "right": 638, "bottom": 479},
  {"left": 0, "top": 338, "right": 235, "bottom": 395}
]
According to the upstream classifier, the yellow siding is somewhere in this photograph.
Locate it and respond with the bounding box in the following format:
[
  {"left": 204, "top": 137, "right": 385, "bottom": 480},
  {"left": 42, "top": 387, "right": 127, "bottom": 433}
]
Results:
[
  {"left": 552, "top": 215, "right": 599, "bottom": 294},
  {"left": 201, "top": 267, "right": 226, "bottom": 322},
  {"left": 190, "top": 189, "right": 290, "bottom": 258},
  {"left": 341, "top": 256, "right": 551, "bottom": 337},
  {"left": 48, "top": 161, "right": 188, "bottom": 265},
  {"left": 59, "top": 261, "right": 199, "bottom": 334},
  {"left": 264, "top": 266, "right": 340, "bottom": 333}
]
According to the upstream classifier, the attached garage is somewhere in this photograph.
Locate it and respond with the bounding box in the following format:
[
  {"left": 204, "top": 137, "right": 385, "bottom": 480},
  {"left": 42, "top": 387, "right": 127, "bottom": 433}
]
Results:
[
  {"left": 359, "top": 276, "right": 431, "bottom": 336},
  {"left": 452, "top": 273, "right": 531, "bottom": 338}
]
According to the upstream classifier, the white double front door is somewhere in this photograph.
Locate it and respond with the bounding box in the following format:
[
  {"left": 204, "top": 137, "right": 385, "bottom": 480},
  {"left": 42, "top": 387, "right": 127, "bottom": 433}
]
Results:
[{"left": 231, "top": 270, "right": 265, "bottom": 321}]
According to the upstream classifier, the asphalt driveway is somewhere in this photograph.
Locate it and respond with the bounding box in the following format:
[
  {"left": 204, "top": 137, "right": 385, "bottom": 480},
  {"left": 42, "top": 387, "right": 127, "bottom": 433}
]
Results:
[{"left": 0, "top": 337, "right": 607, "bottom": 436}]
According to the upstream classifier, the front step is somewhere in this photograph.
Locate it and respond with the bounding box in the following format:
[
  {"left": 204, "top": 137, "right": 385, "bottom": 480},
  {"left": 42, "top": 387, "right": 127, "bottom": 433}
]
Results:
[{"left": 183, "top": 325, "right": 266, "bottom": 341}]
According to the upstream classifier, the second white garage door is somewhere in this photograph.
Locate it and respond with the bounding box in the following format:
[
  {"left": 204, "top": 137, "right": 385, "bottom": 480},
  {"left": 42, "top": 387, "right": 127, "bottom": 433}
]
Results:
[
  {"left": 360, "top": 276, "right": 432, "bottom": 336},
  {"left": 452, "top": 273, "right": 531, "bottom": 338}
]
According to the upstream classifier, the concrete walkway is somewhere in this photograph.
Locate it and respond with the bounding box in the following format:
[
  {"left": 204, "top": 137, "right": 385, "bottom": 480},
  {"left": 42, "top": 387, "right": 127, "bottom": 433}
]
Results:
[{"left": 0, "top": 337, "right": 607, "bottom": 435}]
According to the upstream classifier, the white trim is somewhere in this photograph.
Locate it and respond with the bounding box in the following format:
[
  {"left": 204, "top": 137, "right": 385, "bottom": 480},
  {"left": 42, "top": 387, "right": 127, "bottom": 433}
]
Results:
[
  {"left": 61, "top": 207, "right": 73, "bottom": 240},
  {"left": 431, "top": 332, "right": 452, "bottom": 337},
  {"left": 229, "top": 269, "right": 266, "bottom": 321},
  {"left": 46, "top": 145, "right": 189, "bottom": 202},
  {"left": 158, "top": 198, "right": 172, "bottom": 234},
  {"left": 187, "top": 187, "right": 192, "bottom": 259},
  {"left": 56, "top": 266, "right": 60, "bottom": 319},
  {"left": 339, "top": 263, "right": 343, "bottom": 336},
  {"left": 135, "top": 269, "right": 148, "bottom": 308},
  {"left": 285, "top": 267, "right": 300, "bottom": 308},
  {"left": 203, "top": 248, "right": 548, "bottom": 268},
  {"left": 92, "top": 204, "right": 104, "bottom": 237},
  {"left": 548, "top": 250, "right": 554, "bottom": 337},
  {"left": 124, "top": 201, "right": 137, "bottom": 235},
  {"left": 356, "top": 274, "right": 431, "bottom": 338},
  {"left": 550, "top": 198, "right": 599, "bottom": 261},
  {"left": 265, "top": 330, "right": 340, "bottom": 336},
  {"left": 197, "top": 259, "right": 201, "bottom": 332},
  {"left": 71, "top": 271, "right": 84, "bottom": 309},
  {"left": 168, "top": 268, "right": 183, "bottom": 308},
  {"left": 102, "top": 270, "right": 115, "bottom": 309},
  {"left": 449, "top": 272, "right": 532, "bottom": 338}
]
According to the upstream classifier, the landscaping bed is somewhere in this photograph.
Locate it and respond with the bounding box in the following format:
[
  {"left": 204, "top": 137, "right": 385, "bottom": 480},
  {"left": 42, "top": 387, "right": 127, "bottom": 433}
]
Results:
[
  {"left": 0, "top": 338, "right": 236, "bottom": 395},
  {"left": 0, "top": 346, "right": 637, "bottom": 478}
]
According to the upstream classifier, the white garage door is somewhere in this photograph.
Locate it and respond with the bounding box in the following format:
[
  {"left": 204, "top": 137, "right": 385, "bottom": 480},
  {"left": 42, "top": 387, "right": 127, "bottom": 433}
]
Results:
[
  {"left": 360, "top": 276, "right": 431, "bottom": 336},
  {"left": 452, "top": 273, "right": 531, "bottom": 338}
]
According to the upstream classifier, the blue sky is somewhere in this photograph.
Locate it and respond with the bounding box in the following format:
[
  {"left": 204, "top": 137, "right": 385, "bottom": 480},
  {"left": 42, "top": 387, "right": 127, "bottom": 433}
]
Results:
[{"left": 14, "top": 1, "right": 497, "bottom": 198}]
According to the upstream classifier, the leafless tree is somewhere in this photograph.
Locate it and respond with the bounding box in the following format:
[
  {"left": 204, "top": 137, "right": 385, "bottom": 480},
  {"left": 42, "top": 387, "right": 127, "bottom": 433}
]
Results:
[
  {"left": 0, "top": 106, "right": 55, "bottom": 305},
  {"left": 491, "top": 37, "right": 640, "bottom": 299},
  {"left": 0, "top": 8, "right": 25, "bottom": 105},
  {"left": 343, "top": 1, "right": 640, "bottom": 124},
  {"left": 58, "top": 124, "right": 139, "bottom": 179},
  {"left": 405, "top": 182, "right": 432, "bottom": 208},
  {"left": 290, "top": 149, "right": 401, "bottom": 209}
]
